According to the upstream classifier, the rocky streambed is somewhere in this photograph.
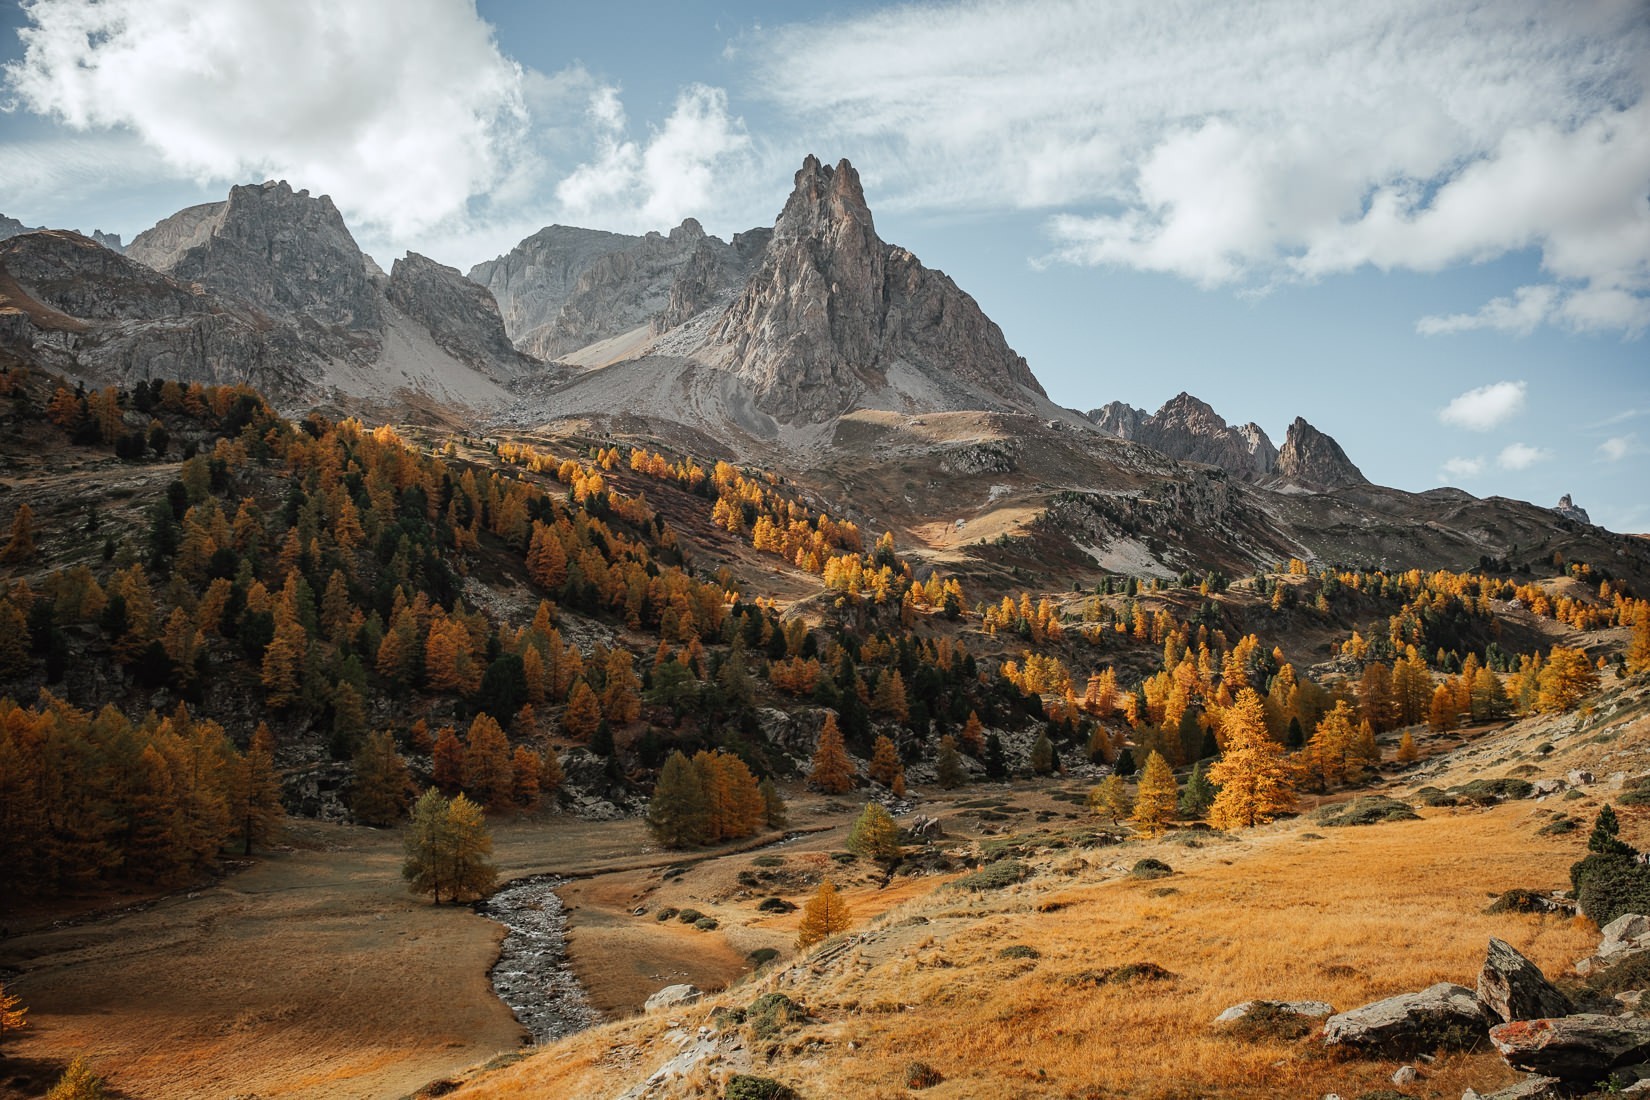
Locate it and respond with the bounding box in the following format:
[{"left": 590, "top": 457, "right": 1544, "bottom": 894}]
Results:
[{"left": 479, "top": 875, "right": 599, "bottom": 1044}]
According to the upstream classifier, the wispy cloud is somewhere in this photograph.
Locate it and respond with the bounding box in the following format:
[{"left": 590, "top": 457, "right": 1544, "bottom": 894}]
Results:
[
  {"left": 555, "top": 84, "right": 757, "bottom": 233},
  {"left": 3, "top": 0, "right": 534, "bottom": 237},
  {"left": 1439, "top": 381, "right": 1526, "bottom": 432},
  {"left": 1497, "top": 442, "right": 1552, "bottom": 470},
  {"left": 751, "top": 0, "right": 1650, "bottom": 334},
  {"left": 1440, "top": 456, "right": 1485, "bottom": 480},
  {"left": 1598, "top": 434, "right": 1642, "bottom": 462}
]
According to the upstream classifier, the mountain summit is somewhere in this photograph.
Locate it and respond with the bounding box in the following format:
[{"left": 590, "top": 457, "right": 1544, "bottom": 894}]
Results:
[{"left": 706, "top": 156, "right": 1047, "bottom": 422}]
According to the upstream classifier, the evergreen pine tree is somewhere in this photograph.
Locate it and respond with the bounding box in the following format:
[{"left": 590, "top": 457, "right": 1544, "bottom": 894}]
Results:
[
  {"left": 847, "top": 802, "right": 901, "bottom": 864},
  {"left": 759, "top": 777, "right": 788, "bottom": 829},
  {"left": 983, "top": 731, "right": 1008, "bottom": 779},
  {"left": 647, "top": 750, "right": 710, "bottom": 848},
  {"left": 1177, "top": 760, "right": 1215, "bottom": 817},
  {"left": 351, "top": 729, "right": 413, "bottom": 827},
  {"left": 1029, "top": 731, "right": 1055, "bottom": 775},
  {"left": 935, "top": 735, "right": 965, "bottom": 789}
]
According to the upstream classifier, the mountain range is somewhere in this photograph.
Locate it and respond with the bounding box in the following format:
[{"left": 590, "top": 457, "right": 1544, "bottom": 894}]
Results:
[{"left": 1, "top": 157, "right": 1643, "bottom": 588}]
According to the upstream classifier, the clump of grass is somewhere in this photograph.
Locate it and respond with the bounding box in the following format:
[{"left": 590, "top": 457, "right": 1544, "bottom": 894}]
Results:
[
  {"left": 1130, "top": 858, "right": 1173, "bottom": 879},
  {"left": 753, "top": 855, "right": 785, "bottom": 868},
  {"left": 1063, "top": 961, "right": 1177, "bottom": 986},
  {"left": 998, "top": 944, "right": 1041, "bottom": 960},
  {"left": 747, "top": 947, "right": 780, "bottom": 969},
  {"left": 903, "top": 1061, "right": 944, "bottom": 1089},
  {"left": 757, "top": 897, "right": 796, "bottom": 913},
  {"left": 677, "top": 908, "right": 704, "bottom": 924},
  {"left": 655, "top": 907, "right": 679, "bottom": 922},
  {"left": 694, "top": 917, "right": 719, "bottom": 931},
  {"left": 724, "top": 1074, "right": 796, "bottom": 1100},
  {"left": 746, "top": 993, "right": 805, "bottom": 1041}
]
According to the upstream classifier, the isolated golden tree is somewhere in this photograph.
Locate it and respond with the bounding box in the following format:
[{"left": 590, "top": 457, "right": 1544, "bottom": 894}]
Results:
[
  {"left": 796, "top": 879, "right": 852, "bottom": 948},
  {"left": 1090, "top": 774, "right": 1133, "bottom": 824},
  {"left": 0, "top": 980, "right": 25, "bottom": 1056},
  {"left": 808, "top": 713, "right": 855, "bottom": 793},
  {"left": 1131, "top": 751, "right": 1177, "bottom": 837},
  {"left": 1207, "top": 689, "right": 1297, "bottom": 830},
  {"left": 402, "top": 790, "right": 496, "bottom": 905}
]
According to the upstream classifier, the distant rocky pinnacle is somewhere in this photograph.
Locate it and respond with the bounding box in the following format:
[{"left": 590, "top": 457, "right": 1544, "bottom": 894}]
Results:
[
  {"left": 128, "top": 181, "right": 383, "bottom": 337},
  {"left": 707, "top": 155, "right": 1047, "bottom": 422},
  {"left": 1277, "top": 416, "right": 1367, "bottom": 487},
  {"left": 1087, "top": 392, "right": 1277, "bottom": 479},
  {"left": 1553, "top": 494, "right": 1591, "bottom": 525}
]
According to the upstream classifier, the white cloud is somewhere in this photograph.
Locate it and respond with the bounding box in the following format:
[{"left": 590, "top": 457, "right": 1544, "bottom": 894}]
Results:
[
  {"left": 1497, "top": 442, "right": 1552, "bottom": 470},
  {"left": 3, "top": 0, "right": 533, "bottom": 237},
  {"left": 555, "top": 84, "right": 755, "bottom": 233},
  {"left": 752, "top": 0, "right": 1650, "bottom": 334},
  {"left": 1440, "top": 456, "right": 1485, "bottom": 480},
  {"left": 1439, "top": 381, "right": 1527, "bottom": 431},
  {"left": 1598, "top": 434, "right": 1641, "bottom": 462}
]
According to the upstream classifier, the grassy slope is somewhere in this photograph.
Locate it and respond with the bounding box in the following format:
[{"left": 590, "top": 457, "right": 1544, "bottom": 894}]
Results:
[{"left": 447, "top": 683, "right": 1649, "bottom": 1100}]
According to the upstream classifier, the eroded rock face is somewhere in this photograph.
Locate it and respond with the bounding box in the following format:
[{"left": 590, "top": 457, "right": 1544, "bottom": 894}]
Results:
[
  {"left": 129, "top": 180, "right": 383, "bottom": 338},
  {"left": 1277, "top": 416, "right": 1367, "bottom": 487},
  {"left": 1478, "top": 938, "right": 1574, "bottom": 1024},
  {"left": 709, "top": 155, "right": 1046, "bottom": 423},
  {"left": 387, "top": 252, "right": 530, "bottom": 379},
  {"left": 1553, "top": 494, "right": 1591, "bottom": 525},
  {"left": 1087, "top": 400, "right": 1147, "bottom": 440},
  {"left": 1578, "top": 913, "right": 1650, "bottom": 977}
]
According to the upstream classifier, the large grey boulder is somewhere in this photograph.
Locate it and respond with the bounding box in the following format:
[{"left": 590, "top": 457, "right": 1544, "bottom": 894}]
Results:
[
  {"left": 644, "top": 984, "right": 703, "bottom": 1013},
  {"left": 1478, "top": 938, "right": 1574, "bottom": 1023},
  {"left": 1490, "top": 1014, "right": 1650, "bottom": 1079},
  {"left": 1578, "top": 913, "right": 1650, "bottom": 977},
  {"left": 1214, "top": 1000, "right": 1334, "bottom": 1025},
  {"left": 1321, "top": 982, "right": 1489, "bottom": 1054}
]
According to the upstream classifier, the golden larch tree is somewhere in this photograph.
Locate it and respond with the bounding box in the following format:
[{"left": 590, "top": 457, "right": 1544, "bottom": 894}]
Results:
[
  {"left": 1132, "top": 751, "right": 1178, "bottom": 837},
  {"left": 796, "top": 879, "right": 852, "bottom": 948},
  {"left": 461, "top": 713, "right": 515, "bottom": 808},
  {"left": 560, "top": 679, "right": 602, "bottom": 742},
  {"left": 867, "top": 734, "right": 903, "bottom": 790},
  {"left": 808, "top": 713, "right": 855, "bottom": 793},
  {"left": 1206, "top": 689, "right": 1297, "bottom": 830}
]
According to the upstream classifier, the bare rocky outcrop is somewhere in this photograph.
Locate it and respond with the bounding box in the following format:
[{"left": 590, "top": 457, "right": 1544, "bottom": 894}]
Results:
[
  {"left": 1087, "top": 400, "right": 1147, "bottom": 440},
  {"left": 386, "top": 251, "right": 533, "bottom": 380},
  {"left": 1577, "top": 913, "right": 1650, "bottom": 977},
  {"left": 1478, "top": 938, "right": 1574, "bottom": 1024},
  {"left": 706, "top": 155, "right": 1047, "bottom": 423},
  {"left": 1277, "top": 416, "right": 1367, "bottom": 487}
]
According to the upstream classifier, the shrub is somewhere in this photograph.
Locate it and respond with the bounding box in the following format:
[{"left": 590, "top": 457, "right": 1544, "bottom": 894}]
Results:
[
  {"left": 998, "top": 944, "right": 1041, "bottom": 960},
  {"left": 724, "top": 1075, "right": 796, "bottom": 1100},
  {"left": 1537, "top": 816, "right": 1579, "bottom": 837},
  {"left": 1130, "top": 858, "right": 1173, "bottom": 879},
  {"left": 45, "top": 1057, "right": 106, "bottom": 1100},
  {"left": 1453, "top": 778, "right": 1534, "bottom": 805},
  {"left": 1573, "top": 854, "right": 1650, "bottom": 926},
  {"left": 904, "top": 1061, "right": 944, "bottom": 1089},
  {"left": 1314, "top": 796, "right": 1420, "bottom": 827},
  {"left": 948, "top": 861, "right": 1030, "bottom": 891},
  {"left": 1483, "top": 889, "right": 1567, "bottom": 915},
  {"left": 694, "top": 917, "right": 719, "bottom": 931},
  {"left": 1219, "top": 1002, "right": 1324, "bottom": 1042},
  {"left": 747, "top": 947, "right": 781, "bottom": 968},
  {"left": 746, "top": 993, "right": 804, "bottom": 1040},
  {"left": 677, "top": 908, "right": 704, "bottom": 924},
  {"left": 757, "top": 896, "right": 796, "bottom": 913},
  {"left": 655, "top": 907, "right": 679, "bottom": 922}
]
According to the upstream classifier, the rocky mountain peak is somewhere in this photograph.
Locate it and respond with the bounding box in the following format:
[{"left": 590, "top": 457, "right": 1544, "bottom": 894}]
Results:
[
  {"left": 1277, "top": 416, "right": 1367, "bottom": 487},
  {"left": 128, "top": 180, "right": 382, "bottom": 335},
  {"left": 1122, "top": 392, "right": 1278, "bottom": 478},
  {"left": 1087, "top": 400, "right": 1147, "bottom": 439},
  {"left": 706, "top": 155, "right": 1046, "bottom": 423}
]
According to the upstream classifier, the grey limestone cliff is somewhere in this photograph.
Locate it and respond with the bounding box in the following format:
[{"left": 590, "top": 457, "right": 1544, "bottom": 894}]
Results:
[{"left": 387, "top": 252, "right": 532, "bottom": 380}]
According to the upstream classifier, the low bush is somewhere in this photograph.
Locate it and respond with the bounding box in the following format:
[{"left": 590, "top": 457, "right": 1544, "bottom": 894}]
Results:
[
  {"left": 677, "top": 908, "right": 704, "bottom": 924},
  {"left": 724, "top": 1075, "right": 796, "bottom": 1100},
  {"left": 694, "top": 917, "right": 719, "bottom": 931},
  {"left": 948, "top": 861, "right": 1030, "bottom": 891},
  {"left": 756, "top": 896, "right": 796, "bottom": 913},
  {"left": 1314, "top": 796, "right": 1419, "bottom": 827},
  {"left": 655, "top": 908, "right": 679, "bottom": 922},
  {"left": 1130, "top": 858, "right": 1173, "bottom": 879},
  {"left": 998, "top": 944, "right": 1041, "bottom": 960},
  {"left": 903, "top": 1061, "right": 944, "bottom": 1089}
]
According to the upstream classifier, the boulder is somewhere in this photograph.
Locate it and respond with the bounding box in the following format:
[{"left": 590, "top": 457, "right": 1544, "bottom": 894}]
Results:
[
  {"left": 644, "top": 984, "right": 703, "bottom": 1013},
  {"left": 1578, "top": 913, "right": 1650, "bottom": 977},
  {"left": 1321, "top": 982, "right": 1489, "bottom": 1055},
  {"left": 1477, "top": 938, "right": 1574, "bottom": 1023},
  {"left": 1490, "top": 1014, "right": 1650, "bottom": 1079},
  {"left": 1533, "top": 779, "right": 1566, "bottom": 797},
  {"left": 1568, "top": 770, "right": 1595, "bottom": 786}
]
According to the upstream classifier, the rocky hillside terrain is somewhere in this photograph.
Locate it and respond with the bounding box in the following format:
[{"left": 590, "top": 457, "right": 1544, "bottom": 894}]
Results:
[
  {"left": 1092, "top": 391, "right": 1279, "bottom": 479},
  {"left": 3, "top": 182, "right": 539, "bottom": 414}
]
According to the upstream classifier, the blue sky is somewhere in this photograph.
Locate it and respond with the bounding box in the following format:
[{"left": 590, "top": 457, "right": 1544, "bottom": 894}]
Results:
[{"left": 2, "top": 0, "right": 1646, "bottom": 531}]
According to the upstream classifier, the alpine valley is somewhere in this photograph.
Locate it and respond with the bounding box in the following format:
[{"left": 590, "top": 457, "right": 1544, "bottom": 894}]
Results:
[{"left": 2, "top": 156, "right": 1649, "bottom": 1100}]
